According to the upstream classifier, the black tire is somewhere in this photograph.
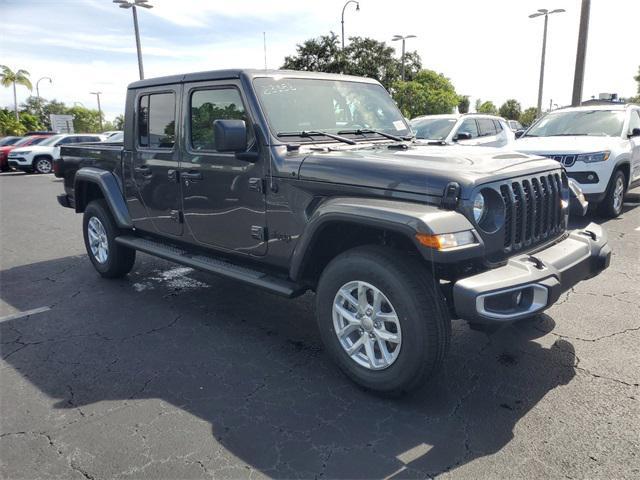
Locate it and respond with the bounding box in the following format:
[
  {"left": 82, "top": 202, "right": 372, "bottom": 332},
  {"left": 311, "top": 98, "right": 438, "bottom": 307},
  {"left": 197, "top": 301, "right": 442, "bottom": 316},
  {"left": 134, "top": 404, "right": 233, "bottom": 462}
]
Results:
[
  {"left": 599, "top": 169, "right": 627, "bottom": 218},
  {"left": 316, "top": 245, "right": 451, "bottom": 395},
  {"left": 83, "top": 199, "right": 136, "bottom": 278},
  {"left": 33, "top": 156, "right": 53, "bottom": 174}
]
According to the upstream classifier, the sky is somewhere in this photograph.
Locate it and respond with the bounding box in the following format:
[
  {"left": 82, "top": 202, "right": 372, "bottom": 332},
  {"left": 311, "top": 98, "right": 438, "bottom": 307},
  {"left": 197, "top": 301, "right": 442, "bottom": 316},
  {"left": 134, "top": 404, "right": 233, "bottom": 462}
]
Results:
[{"left": 1, "top": 0, "right": 638, "bottom": 122}]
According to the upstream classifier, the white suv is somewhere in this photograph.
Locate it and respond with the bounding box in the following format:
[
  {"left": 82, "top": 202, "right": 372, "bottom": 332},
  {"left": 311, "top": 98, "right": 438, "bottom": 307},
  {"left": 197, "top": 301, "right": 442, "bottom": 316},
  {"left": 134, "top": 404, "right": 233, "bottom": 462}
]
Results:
[
  {"left": 514, "top": 104, "right": 640, "bottom": 217},
  {"left": 8, "top": 133, "right": 104, "bottom": 174},
  {"left": 410, "top": 114, "right": 515, "bottom": 147}
]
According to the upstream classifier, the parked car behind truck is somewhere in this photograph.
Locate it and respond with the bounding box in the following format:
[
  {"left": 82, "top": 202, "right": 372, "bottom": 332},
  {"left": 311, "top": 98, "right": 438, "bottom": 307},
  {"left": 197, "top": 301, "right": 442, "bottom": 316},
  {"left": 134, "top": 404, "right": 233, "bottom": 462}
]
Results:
[
  {"left": 514, "top": 104, "right": 640, "bottom": 217},
  {"left": 55, "top": 70, "right": 610, "bottom": 394}
]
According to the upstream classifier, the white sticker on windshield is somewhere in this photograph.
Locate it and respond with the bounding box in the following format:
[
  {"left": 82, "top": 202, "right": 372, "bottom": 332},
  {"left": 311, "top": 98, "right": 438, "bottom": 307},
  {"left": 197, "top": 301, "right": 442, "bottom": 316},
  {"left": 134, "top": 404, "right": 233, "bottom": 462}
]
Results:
[{"left": 393, "top": 120, "right": 405, "bottom": 131}]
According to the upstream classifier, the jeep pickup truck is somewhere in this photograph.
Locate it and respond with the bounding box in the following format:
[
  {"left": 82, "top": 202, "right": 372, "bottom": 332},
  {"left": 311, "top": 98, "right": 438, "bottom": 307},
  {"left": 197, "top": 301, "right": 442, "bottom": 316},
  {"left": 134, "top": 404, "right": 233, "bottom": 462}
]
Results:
[{"left": 55, "top": 69, "right": 611, "bottom": 394}]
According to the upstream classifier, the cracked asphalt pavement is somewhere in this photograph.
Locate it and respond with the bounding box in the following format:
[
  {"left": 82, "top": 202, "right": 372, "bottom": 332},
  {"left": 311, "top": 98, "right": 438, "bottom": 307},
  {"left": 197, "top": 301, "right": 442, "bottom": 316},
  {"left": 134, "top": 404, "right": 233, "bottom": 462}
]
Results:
[{"left": 1, "top": 172, "right": 639, "bottom": 479}]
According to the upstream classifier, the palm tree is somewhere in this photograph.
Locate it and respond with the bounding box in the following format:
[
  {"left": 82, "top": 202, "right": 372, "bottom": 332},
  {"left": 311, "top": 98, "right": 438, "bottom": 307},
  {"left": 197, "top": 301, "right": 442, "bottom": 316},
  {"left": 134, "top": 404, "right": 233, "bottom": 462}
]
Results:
[{"left": 0, "top": 65, "right": 33, "bottom": 121}]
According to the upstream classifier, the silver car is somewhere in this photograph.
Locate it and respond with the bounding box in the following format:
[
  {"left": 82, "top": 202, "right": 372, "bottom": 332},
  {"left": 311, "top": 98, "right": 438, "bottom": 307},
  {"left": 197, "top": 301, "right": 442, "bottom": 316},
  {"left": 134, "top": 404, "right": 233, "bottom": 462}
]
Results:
[{"left": 410, "top": 113, "right": 515, "bottom": 147}]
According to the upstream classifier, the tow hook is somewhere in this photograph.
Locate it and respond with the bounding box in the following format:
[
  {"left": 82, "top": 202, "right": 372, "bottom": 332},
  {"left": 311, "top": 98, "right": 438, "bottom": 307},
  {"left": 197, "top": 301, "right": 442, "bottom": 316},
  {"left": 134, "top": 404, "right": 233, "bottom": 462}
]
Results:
[
  {"left": 527, "top": 256, "right": 545, "bottom": 270},
  {"left": 580, "top": 230, "right": 597, "bottom": 240}
]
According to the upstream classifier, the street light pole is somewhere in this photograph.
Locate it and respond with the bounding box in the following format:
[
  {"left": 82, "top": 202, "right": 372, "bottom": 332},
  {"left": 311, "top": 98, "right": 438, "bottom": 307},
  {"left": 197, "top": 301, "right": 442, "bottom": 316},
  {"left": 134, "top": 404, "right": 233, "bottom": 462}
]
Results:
[
  {"left": 392, "top": 35, "right": 417, "bottom": 81},
  {"left": 90, "top": 92, "right": 103, "bottom": 132},
  {"left": 113, "top": 0, "right": 153, "bottom": 80},
  {"left": 572, "top": 0, "right": 591, "bottom": 106},
  {"left": 341, "top": 1, "right": 360, "bottom": 50},
  {"left": 529, "top": 8, "right": 565, "bottom": 116},
  {"left": 36, "top": 76, "right": 52, "bottom": 126}
]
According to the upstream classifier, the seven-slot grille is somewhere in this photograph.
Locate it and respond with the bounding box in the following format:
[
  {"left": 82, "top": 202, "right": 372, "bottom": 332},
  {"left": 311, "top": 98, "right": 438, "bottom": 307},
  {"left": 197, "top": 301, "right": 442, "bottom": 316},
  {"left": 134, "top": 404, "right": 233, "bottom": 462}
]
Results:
[{"left": 499, "top": 172, "right": 565, "bottom": 253}]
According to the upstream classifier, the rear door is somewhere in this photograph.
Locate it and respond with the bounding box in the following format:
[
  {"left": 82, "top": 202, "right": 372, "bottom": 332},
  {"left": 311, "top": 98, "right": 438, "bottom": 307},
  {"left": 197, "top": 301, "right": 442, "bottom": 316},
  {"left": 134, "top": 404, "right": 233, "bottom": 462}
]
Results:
[
  {"left": 129, "top": 86, "right": 183, "bottom": 237},
  {"left": 180, "top": 80, "right": 267, "bottom": 255}
]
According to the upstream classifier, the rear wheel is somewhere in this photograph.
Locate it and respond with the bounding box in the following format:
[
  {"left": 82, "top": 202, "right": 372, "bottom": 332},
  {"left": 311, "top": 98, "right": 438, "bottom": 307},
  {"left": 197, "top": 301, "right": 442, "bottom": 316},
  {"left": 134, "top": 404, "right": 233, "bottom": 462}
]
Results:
[
  {"left": 599, "top": 169, "right": 626, "bottom": 218},
  {"left": 34, "top": 157, "right": 53, "bottom": 174},
  {"left": 316, "top": 245, "right": 450, "bottom": 395},
  {"left": 83, "top": 199, "right": 136, "bottom": 278}
]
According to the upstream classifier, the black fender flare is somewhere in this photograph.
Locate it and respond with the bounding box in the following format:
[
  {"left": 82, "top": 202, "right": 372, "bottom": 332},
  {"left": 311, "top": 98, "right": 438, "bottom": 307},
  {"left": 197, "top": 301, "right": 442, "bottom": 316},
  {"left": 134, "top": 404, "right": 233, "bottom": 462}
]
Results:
[
  {"left": 288, "top": 197, "right": 479, "bottom": 281},
  {"left": 74, "top": 167, "right": 133, "bottom": 229}
]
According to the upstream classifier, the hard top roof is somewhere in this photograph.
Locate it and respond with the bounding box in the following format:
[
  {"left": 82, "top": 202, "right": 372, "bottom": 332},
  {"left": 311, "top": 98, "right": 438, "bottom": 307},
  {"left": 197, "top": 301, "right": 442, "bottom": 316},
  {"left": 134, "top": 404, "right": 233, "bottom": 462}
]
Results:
[{"left": 128, "top": 69, "right": 382, "bottom": 90}]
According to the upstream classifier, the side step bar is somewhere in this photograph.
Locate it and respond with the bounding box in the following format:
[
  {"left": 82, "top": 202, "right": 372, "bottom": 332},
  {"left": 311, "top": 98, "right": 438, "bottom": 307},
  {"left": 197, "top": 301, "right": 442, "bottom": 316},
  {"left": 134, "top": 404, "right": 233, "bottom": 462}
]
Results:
[{"left": 115, "top": 235, "right": 306, "bottom": 298}]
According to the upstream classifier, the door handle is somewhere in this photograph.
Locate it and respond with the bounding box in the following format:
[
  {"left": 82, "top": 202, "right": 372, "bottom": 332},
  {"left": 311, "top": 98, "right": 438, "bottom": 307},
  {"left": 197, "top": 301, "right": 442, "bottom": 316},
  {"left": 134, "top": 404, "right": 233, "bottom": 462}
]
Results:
[
  {"left": 134, "top": 165, "right": 152, "bottom": 177},
  {"left": 181, "top": 171, "right": 202, "bottom": 181}
]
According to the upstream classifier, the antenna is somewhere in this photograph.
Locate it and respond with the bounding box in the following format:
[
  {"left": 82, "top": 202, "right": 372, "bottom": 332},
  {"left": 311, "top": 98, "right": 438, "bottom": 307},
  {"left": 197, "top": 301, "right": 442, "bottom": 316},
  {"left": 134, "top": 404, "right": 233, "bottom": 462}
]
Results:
[{"left": 263, "top": 32, "right": 267, "bottom": 70}]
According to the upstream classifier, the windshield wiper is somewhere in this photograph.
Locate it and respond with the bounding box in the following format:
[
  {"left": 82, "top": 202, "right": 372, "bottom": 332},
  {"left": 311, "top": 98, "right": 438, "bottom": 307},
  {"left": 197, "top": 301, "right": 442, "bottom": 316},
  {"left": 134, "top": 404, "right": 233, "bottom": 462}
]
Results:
[
  {"left": 547, "top": 133, "right": 589, "bottom": 136},
  {"left": 277, "top": 130, "right": 357, "bottom": 145},
  {"left": 338, "top": 128, "right": 404, "bottom": 142}
]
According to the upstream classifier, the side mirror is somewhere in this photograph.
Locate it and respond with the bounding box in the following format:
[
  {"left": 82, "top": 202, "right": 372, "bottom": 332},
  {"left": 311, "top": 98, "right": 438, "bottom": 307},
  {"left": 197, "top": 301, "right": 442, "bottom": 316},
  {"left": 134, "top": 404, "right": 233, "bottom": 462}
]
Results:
[
  {"left": 629, "top": 127, "right": 640, "bottom": 138},
  {"left": 515, "top": 130, "right": 525, "bottom": 139},
  {"left": 214, "top": 119, "right": 247, "bottom": 152},
  {"left": 453, "top": 132, "right": 472, "bottom": 142}
]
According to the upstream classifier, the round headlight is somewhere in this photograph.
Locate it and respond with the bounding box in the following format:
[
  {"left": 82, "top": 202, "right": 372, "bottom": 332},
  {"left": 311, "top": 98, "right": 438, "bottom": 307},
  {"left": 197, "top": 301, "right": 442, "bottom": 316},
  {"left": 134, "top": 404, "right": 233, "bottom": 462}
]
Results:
[{"left": 472, "top": 192, "right": 486, "bottom": 223}]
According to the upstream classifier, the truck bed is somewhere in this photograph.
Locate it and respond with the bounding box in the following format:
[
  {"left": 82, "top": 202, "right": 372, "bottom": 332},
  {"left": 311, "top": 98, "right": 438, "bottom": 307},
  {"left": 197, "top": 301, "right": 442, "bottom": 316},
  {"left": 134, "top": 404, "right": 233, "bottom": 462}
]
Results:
[{"left": 56, "top": 142, "right": 124, "bottom": 203}]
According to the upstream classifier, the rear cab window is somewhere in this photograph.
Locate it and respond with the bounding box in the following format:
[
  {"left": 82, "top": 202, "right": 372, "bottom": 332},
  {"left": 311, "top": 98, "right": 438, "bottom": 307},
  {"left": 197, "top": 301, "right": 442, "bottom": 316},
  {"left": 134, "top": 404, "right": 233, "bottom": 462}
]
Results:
[{"left": 138, "top": 92, "right": 176, "bottom": 149}]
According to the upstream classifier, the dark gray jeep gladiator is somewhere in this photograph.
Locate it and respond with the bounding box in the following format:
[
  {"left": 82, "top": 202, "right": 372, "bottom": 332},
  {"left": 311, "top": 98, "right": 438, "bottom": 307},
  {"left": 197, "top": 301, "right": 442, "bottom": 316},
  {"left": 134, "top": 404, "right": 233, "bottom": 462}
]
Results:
[{"left": 55, "top": 69, "right": 611, "bottom": 394}]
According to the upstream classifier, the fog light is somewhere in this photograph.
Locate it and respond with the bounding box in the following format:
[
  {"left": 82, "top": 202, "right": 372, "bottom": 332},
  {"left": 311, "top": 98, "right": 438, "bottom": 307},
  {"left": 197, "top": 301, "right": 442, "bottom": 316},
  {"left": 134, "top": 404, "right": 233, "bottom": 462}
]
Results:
[{"left": 587, "top": 174, "right": 594, "bottom": 181}]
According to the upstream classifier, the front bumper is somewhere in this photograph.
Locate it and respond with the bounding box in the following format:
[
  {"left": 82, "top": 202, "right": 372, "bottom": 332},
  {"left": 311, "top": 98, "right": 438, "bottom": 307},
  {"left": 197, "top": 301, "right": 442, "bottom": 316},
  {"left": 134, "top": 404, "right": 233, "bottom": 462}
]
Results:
[{"left": 453, "top": 223, "right": 610, "bottom": 323}]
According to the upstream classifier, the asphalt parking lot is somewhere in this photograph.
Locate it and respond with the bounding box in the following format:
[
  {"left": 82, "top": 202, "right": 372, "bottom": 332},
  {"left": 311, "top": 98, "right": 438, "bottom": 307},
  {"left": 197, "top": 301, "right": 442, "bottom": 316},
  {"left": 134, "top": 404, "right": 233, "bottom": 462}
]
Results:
[{"left": 1, "top": 172, "right": 639, "bottom": 479}]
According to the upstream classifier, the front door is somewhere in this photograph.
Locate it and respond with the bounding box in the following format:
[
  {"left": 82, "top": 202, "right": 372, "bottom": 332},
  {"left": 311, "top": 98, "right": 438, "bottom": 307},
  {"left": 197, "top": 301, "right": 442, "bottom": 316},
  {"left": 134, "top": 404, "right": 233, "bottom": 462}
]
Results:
[
  {"left": 129, "top": 87, "right": 183, "bottom": 237},
  {"left": 628, "top": 109, "right": 640, "bottom": 182},
  {"left": 180, "top": 81, "right": 267, "bottom": 255}
]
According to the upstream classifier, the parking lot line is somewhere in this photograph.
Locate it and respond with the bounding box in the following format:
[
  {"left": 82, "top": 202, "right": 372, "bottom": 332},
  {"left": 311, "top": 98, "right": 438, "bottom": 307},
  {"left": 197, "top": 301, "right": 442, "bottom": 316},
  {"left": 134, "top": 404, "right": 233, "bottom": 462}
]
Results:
[{"left": 0, "top": 306, "right": 51, "bottom": 323}]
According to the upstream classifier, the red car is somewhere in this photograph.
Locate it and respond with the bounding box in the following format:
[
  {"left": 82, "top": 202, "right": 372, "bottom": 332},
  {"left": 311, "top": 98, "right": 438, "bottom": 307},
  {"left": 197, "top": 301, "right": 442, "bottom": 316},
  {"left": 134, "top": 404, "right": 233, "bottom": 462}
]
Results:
[{"left": 0, "top": 135, "right": 49, "bottom": 171}]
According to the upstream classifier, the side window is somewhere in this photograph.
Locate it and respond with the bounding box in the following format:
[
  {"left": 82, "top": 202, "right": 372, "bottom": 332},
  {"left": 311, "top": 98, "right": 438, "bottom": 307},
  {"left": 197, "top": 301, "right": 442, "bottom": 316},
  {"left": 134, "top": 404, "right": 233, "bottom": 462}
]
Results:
[
  {"left": 629, "top": 110, "right": 640, "bottom": 134},
  {"left": 493, "top": 120, "right": 503, "bottom": 132},
  {"left": 458, "top": 119, "right": 479, "bottom": 138},
  {"left": 138, "top": 92, "right": 176, "bottom": 149},
  {"left": 190, "top": 88, "right": 252, "bottom": 151},
  {"left": 478, "top": 118, "right": 497, "bottom": 137},
  {"left": 58, "top": 136, "right": 75, "bottom": 145}
]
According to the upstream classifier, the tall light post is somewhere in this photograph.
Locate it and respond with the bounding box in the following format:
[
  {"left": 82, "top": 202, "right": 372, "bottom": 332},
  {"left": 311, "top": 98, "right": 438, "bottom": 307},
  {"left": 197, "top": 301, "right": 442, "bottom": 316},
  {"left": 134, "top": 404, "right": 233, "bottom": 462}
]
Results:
[
  {"left": 392, "top": 34, "right": 416, "bottom": 81},
  {"left": 113, "top": 0, "right": 153, "bottom": 80},
  {"left": 90, "top": 91, "right": 103, "bottom": 132},
  {"left": 572, "top": 0, "right": 590, "bottom": 106},
  {"left": 529, "top": 8, "right": 565, "bottom": 116},
  {"left": 341, "top": 1, "right": 360, "bottom": 50},
  {"left": 36, "top": 76, "right": 52, "bottom": 126}
]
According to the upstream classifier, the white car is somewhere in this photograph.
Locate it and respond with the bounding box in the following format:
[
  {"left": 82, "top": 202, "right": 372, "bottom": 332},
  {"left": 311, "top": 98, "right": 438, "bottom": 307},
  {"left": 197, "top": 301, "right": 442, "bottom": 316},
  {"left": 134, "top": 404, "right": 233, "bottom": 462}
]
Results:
[
  {"left": 8, "top": 133, "right": 104, "bottom": 174},
  {"left": 514, "top": 104, "right": 640, "bottom": 217},
  {"left": 410, "top": 114, "right": 515, "bottom": 147}
]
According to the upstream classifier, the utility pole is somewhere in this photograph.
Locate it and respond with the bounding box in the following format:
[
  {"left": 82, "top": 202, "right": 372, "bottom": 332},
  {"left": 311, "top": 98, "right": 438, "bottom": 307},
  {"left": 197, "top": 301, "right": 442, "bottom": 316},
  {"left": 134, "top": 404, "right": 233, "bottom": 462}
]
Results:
[
  {"left": 392, "top": 34, "right": 417, "bottom": 81},
  {"left": 113, "top": 0, "right": 153, "bottom": 80},
  {"left": 572, "top": 0, "right": 591, "bottom": 106},
  {"left": 529, "top": 8, "right": 565, "bottom": 116},
  {"left": 263, "top": 32, "right": 267, "bottom": 70},
  {"left": 90, "top": 92, "right": 103, "bottom": 132},
  {"left": 341, "top": 1, "right": 360, "bottom": 50},
  {"left": 36, "top": 76, "right": 52, "bottom": 125}
]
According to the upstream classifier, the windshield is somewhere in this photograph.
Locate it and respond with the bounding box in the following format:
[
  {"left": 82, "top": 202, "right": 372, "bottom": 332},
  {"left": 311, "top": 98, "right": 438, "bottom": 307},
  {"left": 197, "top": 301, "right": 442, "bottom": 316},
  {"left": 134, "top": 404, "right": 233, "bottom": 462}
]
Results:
[
  {"left": 410, "top": 118, "right": 457, "bottom": 140},
  {"left": 38, "top": 134, "right": 65, "bottom": 146},
  {"left": 0, "top": 137, "right": 21, "bottom": 146},
  {"left": 525, "top": 110, "right": 625, "bottom": 137},
  {"left": 253, "top": 77, "right": 411, "bottom": 142},
  {"left": 14, "top": 136, "right": 46, "bottom": 147}
]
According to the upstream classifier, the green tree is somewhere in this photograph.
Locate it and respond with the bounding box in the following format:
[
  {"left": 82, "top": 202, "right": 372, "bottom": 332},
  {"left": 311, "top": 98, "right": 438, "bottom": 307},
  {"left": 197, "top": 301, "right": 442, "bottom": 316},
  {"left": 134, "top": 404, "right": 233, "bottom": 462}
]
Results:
[
  {"left": 66, "top": 105, "right": 102, "bottom": 133},
  {"left": 113, "top": 114, "right": 124, "bottom": 130},
  {"left": 520, "top": 107, "right": 539, "bottom": 127},
  {"left": 1, "top": 65, "right": 32, "bottom": 121},
  {"left": 498, "top": 99, "right": 522, "bottom": 120},
  {"left": 477, "top": 100, "right": 498, "bottom": 115},
  {"left": 392, "top": 69, "right": 459, "bottom": 118},
  {"left": 282, "top": 32, "right": 345, "bottom": 74},
  {"left": 0, "top": 108, "right": 26, "bottom": 135},
  {"left": 282, "top": 32, "right": 421, "bottom": 90},
  {"left": 630, "top": 65, "right": 640, "bottom": 103},
  {"left": 458, "top": 95, "right": 470, "bottom": 114}
]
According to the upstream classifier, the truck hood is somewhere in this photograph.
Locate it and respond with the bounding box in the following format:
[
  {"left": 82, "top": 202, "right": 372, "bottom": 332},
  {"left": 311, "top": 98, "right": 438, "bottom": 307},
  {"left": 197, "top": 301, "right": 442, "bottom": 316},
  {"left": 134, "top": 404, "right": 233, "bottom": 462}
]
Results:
[
  {"left": 298, "top": 144, "right": 560, "bottom": 198},
  {"left": 513, "top": 135, "right": 624, "bottom": 155}
]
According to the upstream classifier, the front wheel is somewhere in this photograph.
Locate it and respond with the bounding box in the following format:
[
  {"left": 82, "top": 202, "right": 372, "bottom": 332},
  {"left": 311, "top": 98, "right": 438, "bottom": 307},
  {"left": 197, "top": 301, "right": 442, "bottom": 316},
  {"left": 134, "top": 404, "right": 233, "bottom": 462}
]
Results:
[
  {"left": 599, "top": 169, "right": 626, "bottom": 218},
  {"left": 83, "top": 199, "right": 136, "bottom": 278},
  {"left": 34, "top": 157, "right": 53, "bottom": 174},
  {"left": 316, "top": 245, "right": 451, "bottom": 395}
]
